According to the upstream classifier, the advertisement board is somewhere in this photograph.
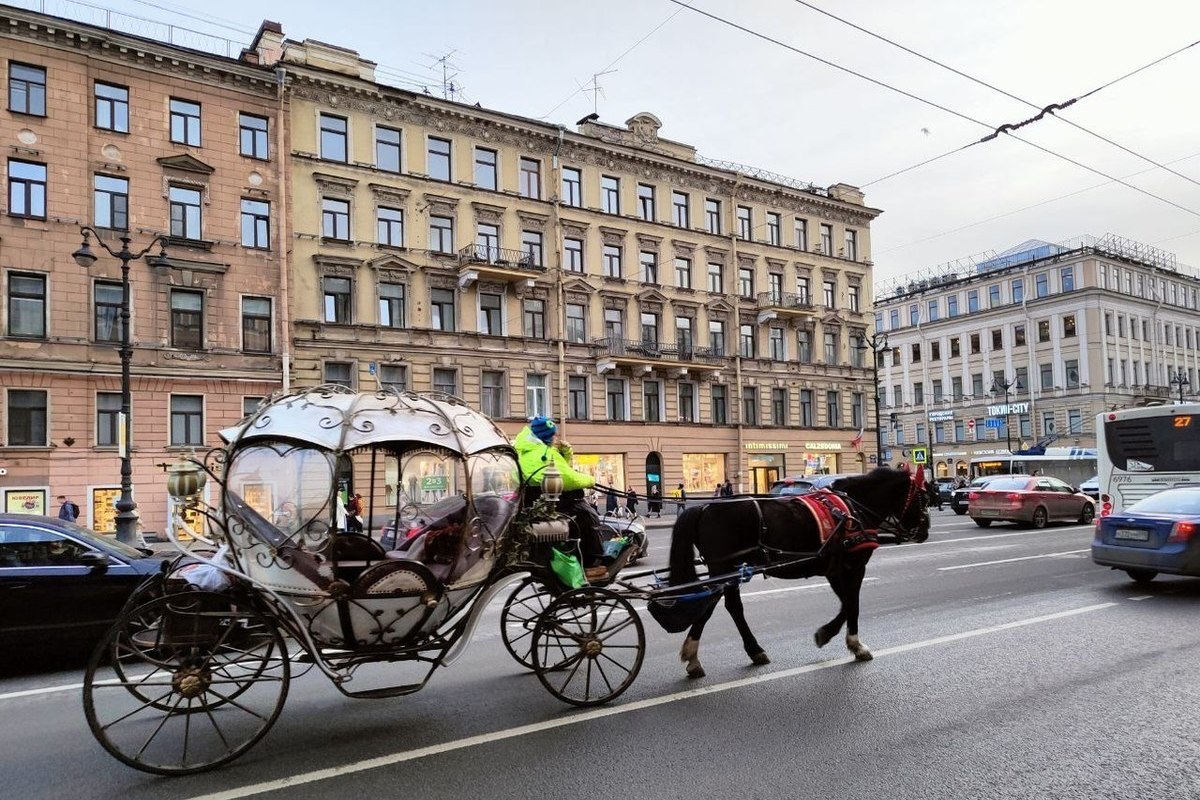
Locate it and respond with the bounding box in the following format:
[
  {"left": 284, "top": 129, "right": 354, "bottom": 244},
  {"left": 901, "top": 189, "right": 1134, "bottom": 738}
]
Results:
[{"left": 5, "top": 488, "right": 47, "bottom": 515}]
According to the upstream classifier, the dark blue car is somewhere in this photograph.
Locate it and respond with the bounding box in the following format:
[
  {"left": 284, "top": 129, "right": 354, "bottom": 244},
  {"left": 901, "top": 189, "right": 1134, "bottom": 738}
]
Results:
[{"left": 1092, "top": 487, "right": 1200, "bottom": 584}]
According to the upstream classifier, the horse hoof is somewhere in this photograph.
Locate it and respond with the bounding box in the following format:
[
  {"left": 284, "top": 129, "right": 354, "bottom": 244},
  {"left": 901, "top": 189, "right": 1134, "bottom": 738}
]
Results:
[
  {"left": 854, "top": 650, "right": 874, "bottom": 662},
  {"left": 750, "top": 651, "right": 771, "bottom": 666},
  {"left": 687, "top": 666, "right": 706, "bottom": 680},
  {"left": 814, "top": 629, "right": 833, "bottom": 648}
]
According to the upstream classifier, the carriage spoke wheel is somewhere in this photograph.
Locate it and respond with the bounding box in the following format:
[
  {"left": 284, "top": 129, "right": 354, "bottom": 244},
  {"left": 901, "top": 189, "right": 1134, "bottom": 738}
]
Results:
[
  {"left": 532, "top": 587, "right": 644, "bottom": 707},
  {"left": 500, "top": 577, "right": 556, "bottom": 670},
  {"left": 83, "top": 590, "right": 290, "bottom": 775}
]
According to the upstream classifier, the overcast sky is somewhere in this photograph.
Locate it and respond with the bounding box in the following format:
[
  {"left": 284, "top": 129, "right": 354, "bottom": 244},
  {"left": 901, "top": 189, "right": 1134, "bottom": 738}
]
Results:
[{"left": 60, "top": 0, "right": 1200, "bottom": 287}]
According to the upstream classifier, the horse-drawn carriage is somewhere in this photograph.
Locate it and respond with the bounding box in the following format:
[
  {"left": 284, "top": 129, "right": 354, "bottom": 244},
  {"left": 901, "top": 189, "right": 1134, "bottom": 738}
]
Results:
[{"left": 81, "top": 386, "right": 929, "bottom": 775}]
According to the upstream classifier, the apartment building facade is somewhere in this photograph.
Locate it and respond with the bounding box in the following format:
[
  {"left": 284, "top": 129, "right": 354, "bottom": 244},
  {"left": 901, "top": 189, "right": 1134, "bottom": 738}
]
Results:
[
  {"left": 0, "top": 7, "right": 286, "bottom": 534},
  {"left": 266, "top": 34, "right": 882, "bottom": 498},
  {"left": 874, "top": 235, "right": 1200, "bottom": 478}
]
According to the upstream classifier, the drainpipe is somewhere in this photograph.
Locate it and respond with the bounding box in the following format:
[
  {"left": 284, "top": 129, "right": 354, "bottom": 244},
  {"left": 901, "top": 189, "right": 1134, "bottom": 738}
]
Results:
[
  {"left": 1022, "top": 261, "right": 1034, "bottom": 448},
  {"left": 730, "top": 181, "right": 743, "bottom": 492},
  {"left": 552, "top": 125, "right": 566, "bottom": 436},
  {"left": 275, "top": 65, "right": 291, "bottom": 391}
]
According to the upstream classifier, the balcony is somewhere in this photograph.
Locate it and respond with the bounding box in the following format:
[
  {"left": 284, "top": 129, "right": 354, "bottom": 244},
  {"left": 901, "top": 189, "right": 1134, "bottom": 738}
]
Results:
[
  {"left": 593, "top": 337, "right": 726, "bottom": 376},
  {"left": 457, "top": 244, "right": 544, "bottom": 288},
  {"left": 756, "top": 291, "right": 815, "bottom": 324}
]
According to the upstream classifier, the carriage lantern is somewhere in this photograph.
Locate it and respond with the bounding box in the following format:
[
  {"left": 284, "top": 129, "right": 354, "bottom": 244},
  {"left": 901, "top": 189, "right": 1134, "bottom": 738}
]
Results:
[
  {"left": 540, "top": 462, "right": 564, "bottom": 502},
  {"left": 165, "top": 454, "right": 206, "bottom": 501}
]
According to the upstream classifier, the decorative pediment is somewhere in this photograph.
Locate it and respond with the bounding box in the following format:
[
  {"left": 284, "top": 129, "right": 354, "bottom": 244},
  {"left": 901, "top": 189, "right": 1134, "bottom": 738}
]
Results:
[
  {"left": 471, "top": 201, "right": 506, "bottom": 225},
  {"left": 599, "top": 226, "right": 627, "bottom": 246},
  {"left": 636, "top": 287, "right": 669, "bottom": 305},
  {"left": 312, "top": 253, "right": 363, "bottom": 278},
  {"left": 703, "top": 245, "right": 729, "bottom": 262},
  {"left": 599, "top": 291, "right": 629, "bottom": 310},
  {"left": 822, "top": 312, "right": 845, "bottom": 326},
  {"left": 367, "top": 254, "right": 417, "bottom": 275},
  {"left": 423, "top": 193, "right": 459, "bottom": 216},
  {"left": 794, "top": 261, "right": 815, "bottom": 275},
  {"left": 427, "top": 273, "right": 458, "bottom": 290},
  {"left": 563, "top": 278, "right": 595, "bottom": 296},
  {"left": 369, "top": 183, "right": 410, "bottom": 205},
  {"left": 672, "top": 302, "right": 697, "bottom": 319},
  {"left": 704, "top": 297, "right": 736, "bottom": 315},
  {"left": 561, "top": 219, "right": 590, "bottom": 238},
  {"left": 671, "top": 238, "right": 697, "bottom": 257},
  {"left": 635, "top": 232, "right": 663, "bottom": 251},
  {"left": 765, "top": 258, "right": 786, "bottom": 270},
  {"left": 516, "top": 210, "right": 549, "bottom": 231},
  {"left": 313, "top": 172, "right": 358, "bottom": 196},
  {"left": 157, "top": 153, "right": 214, "bottom": 175},
  {"left": 738, "top": 255, "right": 757, "bottom": 269}
]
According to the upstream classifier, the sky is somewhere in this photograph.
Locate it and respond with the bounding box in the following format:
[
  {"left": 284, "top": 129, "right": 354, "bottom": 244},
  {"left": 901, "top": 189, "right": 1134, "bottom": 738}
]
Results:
[{"left": 45, "top": 0, "right": 1200, "bottom": 288}]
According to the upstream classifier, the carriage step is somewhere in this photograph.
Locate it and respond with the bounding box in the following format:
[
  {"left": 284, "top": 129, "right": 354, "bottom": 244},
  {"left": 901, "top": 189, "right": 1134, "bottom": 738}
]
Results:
[{"left": 340, "top": 683, "right": 425, "bottom": 699}]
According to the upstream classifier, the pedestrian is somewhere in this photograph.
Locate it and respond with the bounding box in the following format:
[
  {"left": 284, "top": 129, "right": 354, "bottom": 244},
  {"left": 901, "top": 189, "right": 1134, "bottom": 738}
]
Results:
[
  {"left": 625, "top": 488, "right": 638, "bottom": 516},
  {"left": 673, "top": 483, "right": 687, "bottom": 513},
  {"left": 722, "top": 479, "right": 733, "bottom": 497},
  {"left": 346, "top": 492, "right": 365, "bottom": 533},
  {"left": 56, "top": 495, "right": 80, "bottom": 522},
  {"left": 713, "top": 483, "right": 722, "bottom": 498},
  {"left": 647, "top": 484, "right": 662, "bottom": 518},
  {"left": 605, "top": 487, "right": 619, "bottom": 516}
]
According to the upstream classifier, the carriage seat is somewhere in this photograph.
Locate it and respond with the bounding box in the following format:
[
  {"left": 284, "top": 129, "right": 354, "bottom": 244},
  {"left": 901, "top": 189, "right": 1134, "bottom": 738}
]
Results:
[{"left": 385, "top": 494, "right": 517, "bottom": 585}]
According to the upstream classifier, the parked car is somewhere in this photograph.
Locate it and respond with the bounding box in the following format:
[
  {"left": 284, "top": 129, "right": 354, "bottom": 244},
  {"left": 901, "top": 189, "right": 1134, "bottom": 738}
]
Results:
[
  {"left": 968, "top": 475, "right": 1096, "bottom": 528},
  {"left": 769, "top": 474, "right": 850, "bottom": 496},
  {"left": 600, "top": 514, "right": 649, "bottom": 565},
  {"left": 1079, "top": 475, "right": 1100, "bottom": 500},
  {"left": 0, "top": 515, "right": 167, "bottom": 655},
  {"left": 1092, "top": 487, "right": 1200, "bottom": 584},
  {"left": 950, "top": 475, "right": 1024, "bottom": 515}
]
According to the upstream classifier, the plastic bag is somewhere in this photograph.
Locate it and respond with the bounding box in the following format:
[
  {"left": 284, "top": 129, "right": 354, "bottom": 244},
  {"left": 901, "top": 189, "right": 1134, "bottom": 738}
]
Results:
[
  {"left": 603, "top": 536, "right": 628, "bottom": 559},
  {"left": 175, "top": 544, "right": 234, "bottom": 592},
  {"left": 550, "top": 547, "right": 585, "bottom": 589}
]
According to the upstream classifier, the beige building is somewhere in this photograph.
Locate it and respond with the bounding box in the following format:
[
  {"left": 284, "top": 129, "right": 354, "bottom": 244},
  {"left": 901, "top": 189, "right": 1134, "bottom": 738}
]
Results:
[
  {"left": 874, "top": 235, "right": 1200, "bottom": 478},
  {"left": 0, "top": 7, "right": 286, "bottom": 534},
  {"left": 264, "top": 33, "right": 882, "bottom": 498}
]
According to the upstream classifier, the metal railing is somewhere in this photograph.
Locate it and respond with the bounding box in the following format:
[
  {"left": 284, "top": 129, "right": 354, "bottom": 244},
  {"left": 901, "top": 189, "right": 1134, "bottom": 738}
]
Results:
[
  {"left": 593, "top": 337, "right": 725, "bottom": 365},
  {"left": 756, "top": 291, "right": 814, "bottom": 311},
  {"left": 457, "top": 244, "right": 537, "bottom": 269}
]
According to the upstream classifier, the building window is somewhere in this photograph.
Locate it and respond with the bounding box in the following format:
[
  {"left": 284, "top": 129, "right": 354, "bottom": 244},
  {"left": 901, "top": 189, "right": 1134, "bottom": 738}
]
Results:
[
  {"left": 637, "top": 183, "right": 655, "bottom": 221},
  {"left": 603, "top": 308, "right": 624, "bottom": 340},
  {"left": 738, "top": 267, "right": 754, "bottom": 298},
  {"left": 522, "top": 230, "right": 544, "bottom": 266},
  {"left": 323, "top": 277, "right": 351, "bottom": 323},
  {"left": 800, "top": 389, "right": 814, "bottom": 427},
  {"left": 819, "top": 224, "right": 833, "bottom": 255},
  {"left": 797, "top": 275, "right": 811, "bottom": 305},
  {"left": 946, "top": 294, "right": 959, "bottom": 317},
  {"left": 967, "top": 290, "right": 979, "bottom": 313},
  {"left": 379, "top": 282, "right": 405, "bottom": 328},
  {"left": 321, "top": 197, "right": 350, "bottom": 240},
  {"left": 988, "top": 284, "right": 1001, "bottom": 307},
  {"left": 932, "top": 379, "right": 943, "bottom": 402},
  {"left": 1014, "top": 324, "right": 1026, "bottom": 347},
  {"left": 474, "top": 147, "right": 497, "bottom": 190},
  {"left": 95, "top": 82, "right": 129, "bottom": 132},
  {"left": 911, "top": 343, "right": 922, "bottom": 363},
  {"left": 168, "top": 185, "right": 203, "bottom": 239},
  {"left": 705, "top": 198, "right": 722, "bottom": 234},
  {"left": 564, "top": 238, "right": 584, "bottom": 272},
  {"left": 239, "top": 112, "right": 268, "bottom": 158},
  {"left": 739, "top": 324, "right": 755, "bottom": 358},
  {"left": 928, "top": 299, "right": 940, "bottom": 321},
  {"left": 991, "top": 328, "right": 1003, "bottom": 350},
  {"left": 9, "top": 63, "right": 46, "bottom": 116},
  {"left": 703, "top": 319, "right": 724, "bottom": 356},
  {"left": 640, "top": 311, "right": 659, "bottom": 344},
  {"left": 569, "top": 376, "right": 589, "bottom": 420},
  {"left": 8, "top": 160, "right": 46, "bottom": 219},
  {"left": 429, "top": 215, "right": 454, "bottom": 253},
  {"left": 602, "top": 175, "right": 620, "bottom": 214},
  {"left": 376, "top": 207, "right": 404, "bottom": 246},
  {"left": 526, "top": 374, "right": 548, "bottom": 418},
  {"left": 950, "top": 337, "right": 961, "bottom": 358},
  {"left": 742, "top": 387, "right": 758, "bottom": 425},
  {"left": 673, "top": 191, "right": 689, "bottom": 227},
  {"left": 848, "top": 285, "right": 860, "bottom": 312},
  {"left": 606, "top": 378, "right": 628, "bottom": 421},
  {"left": 1063, "top": 315, "right": 1076, "bottom": 337},
  {"left": 676, "top": 316, "right": 693, "bottom": 354},
  {"left": 1012, "top": 278, "right": 1025, "bottom": 304},
  {"left": 826, "top": 391, "right": 841, "bottom": 428},
  {"left": 481, "top": 370, "right": 505, "bottom": 418},
  {"left": 1068, "top": 408, "right": 1083, "bottom": 433},
  {"left": 433, "top": 368, "right": 457, "bottom": 396},
  {"left": 566, "top": 303, "right": 586, "bottom": 343},
  {"left": 324, "top": 362, "right": 354, "bottom": 389},
  {"left": 844, "top": 229, "right": 858, "bottom": 260},
  {"left": 603, "top": 244, "right": 623, "bottom": 278},
  {"left": 823, "top": 279, "right": 836, "bottom": 308},
  {"left": 5, "top": 389, "right": 46, "bottom": 447},
  {"left": 930, "top": 340, "right": 941, "bottom": 361},
  {"left": 478, "top": 291, "right": 503, "bottom": 335},
  {"left": 94, "top": 281, "right": 122, "bottom": 343},
  {"left": 519, "top": 157, "right": 541, "bottom": 199},
  {"left": 675, "top": 257, "right": 692, "bottom": 289},
  {"left": 431, "top": 287, "right": 456, "bottom": 331},
  {"left": 427, "top": 137, "right": 451, "bottom": 181},
  {"left": 797, "top": 329, "right": 812, "bottom": 362},
  {"left": 768, "top": 273, "right": 784, "bottom": 304},
  {"left": 380, "top": 364, "right": 407, "bottom": 392},
  {"left": 94, "top": 175, "right": 129, "bottom": 230},
  {"left": 771, "top": 388, "right": 787, "bottom": 426},
  {"left": 1061, "top": 266, "right": 1076, "bottom": 292},
  {"left": 640, "top": 251, "right": 658, "bottom": 284},
  {"left": 169, "top": 98, "right": 202, "bottom": 146},
  {"left": 769, "top": 328, "right": 785, "bottom": 360},
  {"left": 169, "top": 395, "right": 203, "bottom": 446},
  {"left": 170, "top": 290, "right": 203, "bottom": 349},
  {"left": 712, "top": 384, "right": 728, "bottom": 424},
  {"left": 679, "top": 383, "right": 697, "bottom": 423},
  {"left": 909, "top": 304, "right": 919, "bottom": 326},
  {"left": 644, "top": 380, "right": 662, "bottom": 422},
  {"left": 1037, "top": 319, "right": 1051, "bottom": 343},
  {"left": 371, "top": 125, "right": 401, "bottom": 173},
  {"left": 241, "top": 296, "right": 272, "bottom": 353},
  {"left": 562, "top": 167, "right": 582, "bottom": 207},
  {"left": 824, "top": 330, "right": 839, "bottom": 363},
  {"left": 1065, "top": 359, "right": 1080, "bottom": 389},
  {"left": 1035, "top": 272, "right": 1049, "bottom": 298},
  {"left": 8, "top": 273, "right": 46, "bottom": 338},
  {"left": 97, "top": 392, "right": 121, "bottom": 447},
  {"left": 794, "top": 218, "right": 808, "bottom": 250},
  {"left": 523, "top": 298, "right": 546, "bottom": 338},
  {"left": 766, "top": 212, "right": 781, "bottom": 246},
  {"left": 736, "top": 205, "right": 751, "bottom": 239},
  {"left": 707, "top": 262, "right": 723, "bottom": 293},
  {"left": 241, "top": 199, "right": 271, "bottom": 249}
]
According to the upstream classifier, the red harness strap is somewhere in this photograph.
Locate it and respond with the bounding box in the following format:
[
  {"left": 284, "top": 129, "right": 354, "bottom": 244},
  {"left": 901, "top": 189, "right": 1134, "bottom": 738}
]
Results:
[{"left": 791, "top": 489, "right": 879, "bottom": 555}]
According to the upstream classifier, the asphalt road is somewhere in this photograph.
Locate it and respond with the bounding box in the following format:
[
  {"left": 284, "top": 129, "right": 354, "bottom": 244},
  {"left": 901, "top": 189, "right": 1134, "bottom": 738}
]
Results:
[{"left": 4, "top": 508, "right": 1200, "bottom": 800}]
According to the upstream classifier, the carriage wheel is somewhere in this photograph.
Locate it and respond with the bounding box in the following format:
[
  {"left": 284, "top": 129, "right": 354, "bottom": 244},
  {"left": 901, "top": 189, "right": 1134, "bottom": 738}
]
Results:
[
  {"left": 500, "top": 577, "right": 556, "bottom": 670},
  {"left": 83, "top": 591, "right": 290, "bottom": 775},
  {"left": 532, "top": 587, "right": 644, "bottom": 707}
]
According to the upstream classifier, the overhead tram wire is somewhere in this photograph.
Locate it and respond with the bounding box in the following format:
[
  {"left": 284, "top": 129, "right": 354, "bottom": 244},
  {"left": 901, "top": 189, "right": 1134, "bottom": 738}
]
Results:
[
  {"left": 791, "top": 0, "right": 1200, "bottom": 190},
  {"left": 668, "top": 0, "right": 1200, "bottom": 221}
]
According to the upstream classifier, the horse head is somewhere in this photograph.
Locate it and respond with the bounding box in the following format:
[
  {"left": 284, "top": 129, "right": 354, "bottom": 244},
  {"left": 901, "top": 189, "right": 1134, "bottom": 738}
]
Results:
[{"left": 832, "top": 467, "right": 930, "bottom": 543}]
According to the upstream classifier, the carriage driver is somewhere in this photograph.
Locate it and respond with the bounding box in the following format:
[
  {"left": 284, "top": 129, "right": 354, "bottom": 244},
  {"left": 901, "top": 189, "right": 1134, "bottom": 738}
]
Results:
[{"left": 515, "top": 416, "right": 608, "bottom": 582}]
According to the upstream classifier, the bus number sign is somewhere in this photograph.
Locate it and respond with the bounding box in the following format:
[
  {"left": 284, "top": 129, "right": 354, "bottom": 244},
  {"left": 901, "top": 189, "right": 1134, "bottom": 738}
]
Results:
[{"left": 1174, "top": 416, "right": 1194, "bottom": 428}]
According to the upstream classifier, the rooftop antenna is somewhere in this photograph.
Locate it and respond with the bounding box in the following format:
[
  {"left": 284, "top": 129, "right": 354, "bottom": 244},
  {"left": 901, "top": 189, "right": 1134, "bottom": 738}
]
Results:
[
  {"left": 422, "top": 50, "right": 463, "bottom": 101},
  {"left": 578, "top": 68, "right": 616, "bottom": 115}
]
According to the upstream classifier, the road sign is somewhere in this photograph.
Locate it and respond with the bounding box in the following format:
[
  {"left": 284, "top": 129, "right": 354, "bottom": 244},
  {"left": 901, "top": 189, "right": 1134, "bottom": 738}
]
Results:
[
  {"left": 911, "top": 446, "right": 928, "bottom": 464},
  {"left": 966, "top": 418, "right": 976, "bottom": 430}
]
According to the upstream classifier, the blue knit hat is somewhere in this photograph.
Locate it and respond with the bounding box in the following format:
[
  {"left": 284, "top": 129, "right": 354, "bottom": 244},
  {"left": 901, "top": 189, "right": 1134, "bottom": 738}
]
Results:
[{"left": 530, "top": 416, "right": 556, "bottom": 444}]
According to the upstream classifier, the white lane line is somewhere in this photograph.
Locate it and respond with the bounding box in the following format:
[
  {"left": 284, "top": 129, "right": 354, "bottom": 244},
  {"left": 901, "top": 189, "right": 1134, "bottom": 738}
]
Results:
[
  {"left": 937, "top": 549, "right": 1091, "bottom": 571},
  {"left": 0, "top": 681, "right": 87, "bottom": 701},
  {"left": 183, "top": 602, "right": 1116, "bottom": 800},
  {"left": 1130, "top": 595, "right": 1152, "bottom": 601},
  {"left": 891, "top": 526, "right": 1092, "bottom": 549}
]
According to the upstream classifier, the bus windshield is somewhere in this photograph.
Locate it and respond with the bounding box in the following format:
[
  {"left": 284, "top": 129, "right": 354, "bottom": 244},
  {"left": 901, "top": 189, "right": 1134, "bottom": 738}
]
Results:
[{"left": 1103, "top": 414, "right": 1200, "bottom": 472}]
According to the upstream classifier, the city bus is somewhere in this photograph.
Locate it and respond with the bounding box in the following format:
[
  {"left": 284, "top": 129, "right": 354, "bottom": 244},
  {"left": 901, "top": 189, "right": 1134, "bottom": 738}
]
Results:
[
  {"left": 969, "top": 448, "right": 1097, "bottom": 489},
  {"left": 1095, "top": 403, "right": 1200, "bottom": 516}
]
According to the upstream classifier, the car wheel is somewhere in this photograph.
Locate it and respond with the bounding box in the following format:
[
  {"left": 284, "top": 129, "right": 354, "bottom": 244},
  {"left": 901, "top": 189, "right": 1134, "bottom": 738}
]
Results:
[
  {"left": 1079, "top": 504, "right": 1095, "bottom": 524},
  {"left": 973, "top": 518, "right": 992, "bottom": 528},
  {"left": 1125, "top": 569, "right": 1158, "bottom": 585},
  {"left": 954, "top": 508, "right": 967, "bottom": 516},
  {"left": 1031, "top": 507, "right": 1048, "bottom": 529}
]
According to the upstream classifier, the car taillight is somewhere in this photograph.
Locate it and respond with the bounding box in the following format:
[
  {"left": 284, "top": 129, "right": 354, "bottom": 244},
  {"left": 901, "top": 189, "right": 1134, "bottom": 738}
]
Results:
[
  {"left": 1169, "top": 522, "right": 1197, "bottom": 543},
  {"left": 1005, "top": 492, "right": 1023, "bottom": 501},
  {"left": 1100, "top": 493, "right": 1112, "bottom": 517},
  {"left": 968, "top": 492, "right": 979, "bottom": 500}
]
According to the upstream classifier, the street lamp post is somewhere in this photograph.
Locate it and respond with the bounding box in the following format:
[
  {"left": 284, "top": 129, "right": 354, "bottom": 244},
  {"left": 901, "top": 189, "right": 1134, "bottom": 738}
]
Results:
[
  {"left": 991, "top": 376, "right": 1020, "bottom": 455},
  {"left": 72, "top": 228, "right": 171, "bottom": 544},
  {"left": 1170, "top": 370, "right": 1190, "bottom": 403},
  {"left": 857, "top": 332, "right": 889, "bottom": 466}
]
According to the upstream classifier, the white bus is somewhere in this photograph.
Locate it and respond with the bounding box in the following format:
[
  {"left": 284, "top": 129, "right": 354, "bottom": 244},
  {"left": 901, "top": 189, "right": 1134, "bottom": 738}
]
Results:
[
  {"left": 969, "top": 447, "right": 1097, "bottom": 489},
  {"left": 1095, "top": 403, "right": 1200, "bottom": 517}
]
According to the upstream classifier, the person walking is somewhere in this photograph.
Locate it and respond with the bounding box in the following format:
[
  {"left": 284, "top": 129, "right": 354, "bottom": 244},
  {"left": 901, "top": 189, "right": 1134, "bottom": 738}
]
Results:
[
  {"left": 673, "top": 483, "right": 687, "bottom": 514},
  {"left": 604, "top": 487, "right": 619, "bottom": 517},
  {"left": 625, "top": 488, "right": 638, "bottom": 516},
  {"left": 56, "top": 495, "right": 80, "bottom": 522},
  {"left": 722, "top": 479, "right": 733, "bottom": 497},
  {"left": 345, "top": 492, "right": 365, "bottom": 533}
]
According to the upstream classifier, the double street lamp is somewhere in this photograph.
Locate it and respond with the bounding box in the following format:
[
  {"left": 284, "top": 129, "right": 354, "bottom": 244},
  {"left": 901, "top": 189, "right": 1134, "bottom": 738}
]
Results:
[
  {"left": 72, "top": 228, "right": 171, "bottom": 545},
  {"left": 856, "top": 332, "right": 889, "bottom": 466},
  {"left": 990, "top": 376, "right": 1022, "bottom": 455},
  {"left": 1170, "top": 370, "right": 1190, "bottom": 403}
]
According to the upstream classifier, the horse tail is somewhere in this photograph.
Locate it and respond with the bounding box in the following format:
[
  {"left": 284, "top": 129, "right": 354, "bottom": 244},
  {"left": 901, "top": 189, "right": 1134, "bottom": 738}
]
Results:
[{"left": 669, "top": 505, "right": 703, "bottom": 585}]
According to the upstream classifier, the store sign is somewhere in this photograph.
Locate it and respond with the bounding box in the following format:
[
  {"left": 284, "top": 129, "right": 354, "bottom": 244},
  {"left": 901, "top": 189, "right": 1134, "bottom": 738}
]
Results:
[
  {"left": 987, "top": 402, "right": 1029, "bottom": 416},
  {"left": 5, "top": 489, "right": 46, "bottom": 515},
  {"left": 928, "top": 410, "right": 955, "bottom": 422},
  {"left": 745, "top": 442, "right": 789, "bottom": 451},
  {"left": 92, "top": 487, "right": 121, "bottom": 533},
  {"left": 804, "top": 442, "right": 842, "bottom": 451}
]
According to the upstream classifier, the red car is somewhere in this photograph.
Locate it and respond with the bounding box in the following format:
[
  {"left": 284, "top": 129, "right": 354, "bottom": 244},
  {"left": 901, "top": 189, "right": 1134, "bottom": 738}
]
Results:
[{"left": 968, "top": 475, "right": 1096, "bottom": 528}]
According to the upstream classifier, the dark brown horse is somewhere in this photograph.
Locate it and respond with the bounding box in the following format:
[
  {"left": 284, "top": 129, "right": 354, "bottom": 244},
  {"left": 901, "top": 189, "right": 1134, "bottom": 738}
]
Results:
[{"left": 664, "top": 467, "right": 929, "bottom": 678}]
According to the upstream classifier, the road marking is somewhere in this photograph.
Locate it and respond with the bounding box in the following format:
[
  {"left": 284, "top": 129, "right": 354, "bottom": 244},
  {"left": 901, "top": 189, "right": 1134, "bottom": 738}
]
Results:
[
  {"left": 1130, "top": 595, "right": 1152, "bottom": 601},
  {"left": 183, "top": 602, "right": 1116, "bottom": 800},
  {"left": 887, "top": 526, "right": 1092, "bottom": 550},
  {"left": 936, "top": 549, "right": 1091, "bottom": 571}
]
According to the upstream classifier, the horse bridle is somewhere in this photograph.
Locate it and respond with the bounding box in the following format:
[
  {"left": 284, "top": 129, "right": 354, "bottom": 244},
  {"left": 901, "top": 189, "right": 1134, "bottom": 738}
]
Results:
[{"left": 833, "top": 473, "right": 927, "bottom": 539}]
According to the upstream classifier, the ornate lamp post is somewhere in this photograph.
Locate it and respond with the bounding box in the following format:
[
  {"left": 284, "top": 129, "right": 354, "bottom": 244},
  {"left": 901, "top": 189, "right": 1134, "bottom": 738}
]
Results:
[
  {"left": 72, "top": 229, "right": 171, "bottom": 544},
  {"left": 990, "top": 376, "right": 1021, "bottom": 455},
  {"left": 1170, "top": 370, "right": 1190, "bottom": 403},
  {"left": 856, "top": 332, "right": 889, "bottom": 465}
]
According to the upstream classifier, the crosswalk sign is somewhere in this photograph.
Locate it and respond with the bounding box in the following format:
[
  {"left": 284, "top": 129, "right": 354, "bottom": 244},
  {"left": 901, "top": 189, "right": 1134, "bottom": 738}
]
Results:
[{"left": 911, "top": 446, "right": 928, "bottom": 464}]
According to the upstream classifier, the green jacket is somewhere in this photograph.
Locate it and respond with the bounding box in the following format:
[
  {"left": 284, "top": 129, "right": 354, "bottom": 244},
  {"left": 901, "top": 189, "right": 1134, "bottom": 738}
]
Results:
[{"left": 514, "top": 426, "right": 595, "bottom": 491}]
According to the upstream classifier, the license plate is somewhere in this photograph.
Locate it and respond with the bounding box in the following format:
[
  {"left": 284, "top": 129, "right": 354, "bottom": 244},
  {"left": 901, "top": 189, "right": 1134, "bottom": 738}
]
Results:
[
  {"left": 1114, "top": 528, "right": 1149, "bottom": 541},
  {"left": 979, "top": 509, "right": 999, "bottom": 516}
]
